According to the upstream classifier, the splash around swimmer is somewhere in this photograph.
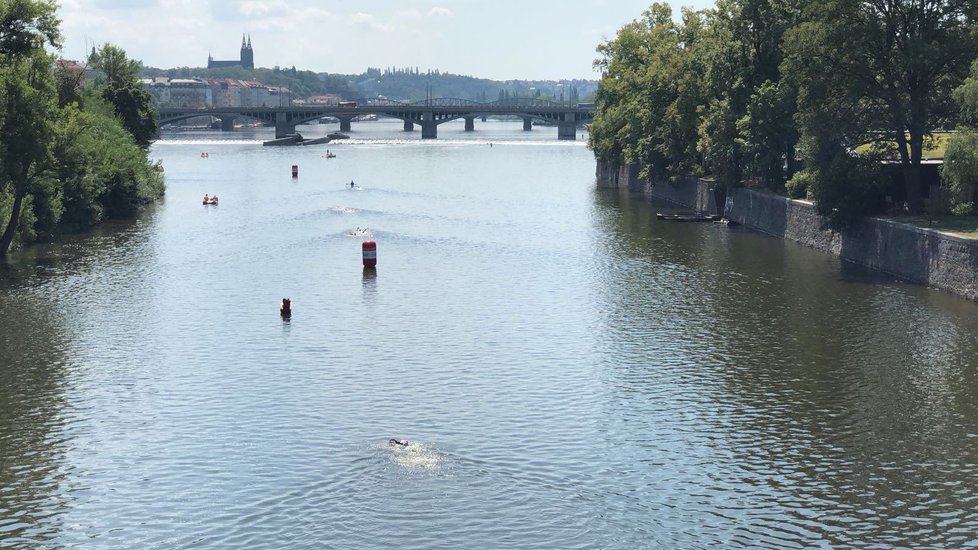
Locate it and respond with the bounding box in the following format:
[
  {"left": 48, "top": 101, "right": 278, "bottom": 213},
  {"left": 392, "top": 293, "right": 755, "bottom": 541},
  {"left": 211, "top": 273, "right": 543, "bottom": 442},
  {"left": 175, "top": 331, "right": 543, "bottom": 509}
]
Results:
[{"left": 389, "top": 438, "right": 409, "bottom": 447}]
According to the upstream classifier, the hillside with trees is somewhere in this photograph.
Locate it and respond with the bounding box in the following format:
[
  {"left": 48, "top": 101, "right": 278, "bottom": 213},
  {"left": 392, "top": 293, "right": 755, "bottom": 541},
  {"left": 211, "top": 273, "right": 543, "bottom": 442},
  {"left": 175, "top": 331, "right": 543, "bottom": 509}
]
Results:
[
  {"left": 0, "top": 0, "right": 164, "bottom": 258},
  {"left": 140, "top": 64, "right": 598, "bottom": 105},
  {"left": 589, "top": 1, "right": 978, "bottom": 224}
]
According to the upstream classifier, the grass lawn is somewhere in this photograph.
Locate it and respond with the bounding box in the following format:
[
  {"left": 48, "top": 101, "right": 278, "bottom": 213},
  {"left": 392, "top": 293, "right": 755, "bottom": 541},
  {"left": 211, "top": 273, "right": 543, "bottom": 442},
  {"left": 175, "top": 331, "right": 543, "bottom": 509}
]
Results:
[
  {"left": 899, "top": 214, "right": 978, "bottom": 238},
  {"left": 855, "top": 132, "right": 951, "bottom": 160}
]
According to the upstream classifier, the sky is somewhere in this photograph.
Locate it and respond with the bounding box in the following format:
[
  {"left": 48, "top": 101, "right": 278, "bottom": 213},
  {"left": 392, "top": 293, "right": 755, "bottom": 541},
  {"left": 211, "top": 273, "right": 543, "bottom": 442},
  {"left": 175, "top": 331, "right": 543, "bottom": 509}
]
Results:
[{"left": 57, "top": 0, "right": 715, "bottom": 81}]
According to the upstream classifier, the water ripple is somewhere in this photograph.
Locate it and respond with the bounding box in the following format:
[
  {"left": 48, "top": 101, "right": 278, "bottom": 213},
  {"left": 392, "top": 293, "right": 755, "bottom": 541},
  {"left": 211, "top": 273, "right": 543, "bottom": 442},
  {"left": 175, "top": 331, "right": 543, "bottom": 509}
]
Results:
[{"left": 1, "top": 129, "right": 977, "bottom": 548}]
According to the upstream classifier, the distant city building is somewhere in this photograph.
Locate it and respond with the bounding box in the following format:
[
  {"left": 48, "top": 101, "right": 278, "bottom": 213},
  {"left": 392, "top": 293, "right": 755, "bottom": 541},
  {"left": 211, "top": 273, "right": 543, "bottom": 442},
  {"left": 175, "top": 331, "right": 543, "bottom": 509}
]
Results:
[
  {"left": 142, "top": 77, "right": 211, "bottom": 108},
  {"left": 142, "top": 76, "right": 290, "bottom": 108},
  {"left": 208, "top": 35, "right": 254, "bottom": 70}
]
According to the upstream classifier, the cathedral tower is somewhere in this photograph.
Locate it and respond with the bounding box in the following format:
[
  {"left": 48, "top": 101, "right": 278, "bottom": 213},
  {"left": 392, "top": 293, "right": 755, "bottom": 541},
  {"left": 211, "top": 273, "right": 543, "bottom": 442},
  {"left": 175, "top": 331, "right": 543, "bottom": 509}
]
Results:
[{"left": 240, "top": 35, "right": 254, "bottom": 69}]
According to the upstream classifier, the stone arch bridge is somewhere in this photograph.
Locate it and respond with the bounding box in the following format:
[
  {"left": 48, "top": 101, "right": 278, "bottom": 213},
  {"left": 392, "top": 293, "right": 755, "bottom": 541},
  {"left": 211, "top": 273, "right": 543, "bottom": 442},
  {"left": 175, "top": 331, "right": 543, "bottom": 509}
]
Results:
[{"left": 157, "top": 98, "right": 594, "bottom": 140}]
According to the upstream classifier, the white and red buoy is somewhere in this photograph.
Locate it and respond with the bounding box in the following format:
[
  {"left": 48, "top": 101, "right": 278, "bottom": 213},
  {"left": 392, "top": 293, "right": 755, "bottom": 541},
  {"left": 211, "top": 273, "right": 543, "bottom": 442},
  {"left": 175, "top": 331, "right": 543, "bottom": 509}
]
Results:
[
  {"left": 292, "top": 163, "right": 298, "bottom": 178},
  {"left": 362, "top": 240, "right": 377, "bottom": 268}
]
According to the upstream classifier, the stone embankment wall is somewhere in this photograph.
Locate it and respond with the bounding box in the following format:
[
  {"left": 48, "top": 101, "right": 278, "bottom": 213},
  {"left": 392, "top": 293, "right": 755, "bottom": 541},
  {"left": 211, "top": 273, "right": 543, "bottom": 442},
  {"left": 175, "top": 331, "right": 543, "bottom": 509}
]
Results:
[{"left": 595, "top": 161, "right": 978, "bottom": 302}]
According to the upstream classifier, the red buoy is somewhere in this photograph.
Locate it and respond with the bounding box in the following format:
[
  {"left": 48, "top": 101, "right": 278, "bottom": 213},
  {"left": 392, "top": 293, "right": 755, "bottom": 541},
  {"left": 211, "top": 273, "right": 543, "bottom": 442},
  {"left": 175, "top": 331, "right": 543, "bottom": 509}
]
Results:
[
  {"left": 362, "top": 240, "right": 377, "bottom": 268},
  {"left": 292, "top": 163, "right": 298, "bottom": 178}
]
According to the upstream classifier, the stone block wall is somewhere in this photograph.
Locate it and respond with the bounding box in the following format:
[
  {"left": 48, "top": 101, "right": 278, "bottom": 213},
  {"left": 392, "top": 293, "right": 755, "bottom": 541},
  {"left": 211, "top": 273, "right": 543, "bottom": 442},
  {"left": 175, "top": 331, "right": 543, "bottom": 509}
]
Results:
[
  {"left": 595, "top": 161, "right": 646, "bottom": 192},
  {"left": 724, "top": 188, "right": 978, "bottom": 302},
  {"left": 595, "top": 160, "right": 978, "bottom": 301}
]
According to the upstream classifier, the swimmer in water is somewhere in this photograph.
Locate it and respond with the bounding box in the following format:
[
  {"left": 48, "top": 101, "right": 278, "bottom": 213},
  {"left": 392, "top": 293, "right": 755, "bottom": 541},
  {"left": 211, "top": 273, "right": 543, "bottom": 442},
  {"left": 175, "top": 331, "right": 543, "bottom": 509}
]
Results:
[{"left": 389, "top": 438, "right": 409, "bottom": 447}]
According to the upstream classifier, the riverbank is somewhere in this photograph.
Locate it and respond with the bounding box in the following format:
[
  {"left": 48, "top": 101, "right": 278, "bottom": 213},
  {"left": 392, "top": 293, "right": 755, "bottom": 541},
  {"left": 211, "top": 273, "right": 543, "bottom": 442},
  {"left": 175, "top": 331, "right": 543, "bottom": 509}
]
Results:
[{"left": 597, "top": 161, "right": 978, "bottom": 302}]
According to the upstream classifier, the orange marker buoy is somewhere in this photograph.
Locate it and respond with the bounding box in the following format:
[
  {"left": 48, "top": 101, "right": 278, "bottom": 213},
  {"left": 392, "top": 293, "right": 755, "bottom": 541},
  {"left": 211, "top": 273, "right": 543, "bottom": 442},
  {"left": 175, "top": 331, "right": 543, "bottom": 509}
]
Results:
[
  {"left": 362, "top": 240, "right": 377, "bottom": 268},
  {"left": 292, "top": 163, "right": 298, "bottom": 178}
]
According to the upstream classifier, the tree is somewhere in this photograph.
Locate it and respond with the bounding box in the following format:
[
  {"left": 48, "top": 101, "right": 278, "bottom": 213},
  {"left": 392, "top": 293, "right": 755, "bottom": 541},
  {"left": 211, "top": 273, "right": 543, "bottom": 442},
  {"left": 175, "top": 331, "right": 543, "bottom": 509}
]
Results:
[
  {"left": 590, "top": 0, "right": 799, "bottom": 193},
  {"left": 941, "top": 132, "right": 978, "bottom": 214},
  {"left": 0, "top": 0, "right": 58, "bottom": 57},
  {"left": 590, "top": 4, "right": 703, "bottom": 181},
  {"left": 88, "top": 43, "right": 157, "bottom": 147},
  {"left": 53, "top": 58, "right": 86, "bottom": 107},
  {"left": 784, "top": 0, "right": 978, "bottom": 214},
  {"left": 0, "top": 0, "right": 60, "bottom": 259},
  {"left": 737, "top": 79, "right": 799, "bottom": 188},
  {"left": 695, "top": 0, "right": 801, "bottom": 191},
  {"left": 941, "top": 61, "right": 978, "bottom": 214}
]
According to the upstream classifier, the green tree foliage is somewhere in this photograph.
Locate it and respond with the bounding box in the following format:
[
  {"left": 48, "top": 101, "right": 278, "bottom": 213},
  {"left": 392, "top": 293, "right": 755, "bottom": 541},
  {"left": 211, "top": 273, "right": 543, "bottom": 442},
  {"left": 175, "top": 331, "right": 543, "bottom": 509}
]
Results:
[
  {"left": 590, "top": 4, "right": 705, "bottom": 182},
  {"left": 52, "top": 96, "right": 164, "bottom": 231},
  {"left": 956, "top": 62, "right": 978, "bottom": 127},
  {"left": 941, "top": 131, "right": 978, "bottom": 214},
  {"left": 89, "top": 43, "right": 158, "bottom": 147},
  {"left": 784, "top": 0, "right": 978, "bottom": 215},
  {"left": 0, "top": 4, "right": 164, "bottom": 257},
  {"left": 590, "top": 0, "right": 799, "bottom": 191},
  {"left": 737, "top": 80, "right": 799, "bottom": 189},
  {"left": 0, "top": 0, "right": 58, "bottom": 57},
  {"left": 592, "top": 0, "right": 977, "bottom": 224},
  {"left": 695, "top": 0, "right": 800, "bottom": 190},
  {"left": 0, "top": 0, "right": 60, "bottom": 258},
  {"left": 942, "top": 61, "right": 978, "bottom": 214}
]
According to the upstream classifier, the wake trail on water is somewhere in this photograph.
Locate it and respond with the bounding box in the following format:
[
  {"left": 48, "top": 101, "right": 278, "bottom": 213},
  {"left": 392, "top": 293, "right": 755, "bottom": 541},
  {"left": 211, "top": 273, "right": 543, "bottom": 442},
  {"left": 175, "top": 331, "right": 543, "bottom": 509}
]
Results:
[
  {"left": 376, "top": 440, "right": 446, "bottom": 470},
  {"left": 153, "top": 139, "right": 266, "bottom": 146}
]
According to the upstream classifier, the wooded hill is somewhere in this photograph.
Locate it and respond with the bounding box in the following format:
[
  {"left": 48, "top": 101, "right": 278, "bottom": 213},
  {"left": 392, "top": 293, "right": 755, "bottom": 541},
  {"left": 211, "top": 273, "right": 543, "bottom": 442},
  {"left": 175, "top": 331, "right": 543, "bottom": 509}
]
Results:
[{"left": 139, "top": 65, "right": 598, "bottom": 104}]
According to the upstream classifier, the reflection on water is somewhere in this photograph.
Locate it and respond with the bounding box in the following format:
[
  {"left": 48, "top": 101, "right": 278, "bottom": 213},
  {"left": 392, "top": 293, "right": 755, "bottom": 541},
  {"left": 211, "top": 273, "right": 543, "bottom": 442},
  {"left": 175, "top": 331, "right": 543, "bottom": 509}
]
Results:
[{"left": 1, "top": 122, "right": 977, "bottom": 548}]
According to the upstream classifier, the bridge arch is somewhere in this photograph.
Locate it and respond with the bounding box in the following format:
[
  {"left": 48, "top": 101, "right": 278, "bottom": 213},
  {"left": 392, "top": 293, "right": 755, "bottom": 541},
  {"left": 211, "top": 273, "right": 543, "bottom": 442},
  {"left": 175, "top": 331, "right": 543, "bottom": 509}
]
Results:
[{"left": 157, "top": 100, "right": 594, "bottom": 139}]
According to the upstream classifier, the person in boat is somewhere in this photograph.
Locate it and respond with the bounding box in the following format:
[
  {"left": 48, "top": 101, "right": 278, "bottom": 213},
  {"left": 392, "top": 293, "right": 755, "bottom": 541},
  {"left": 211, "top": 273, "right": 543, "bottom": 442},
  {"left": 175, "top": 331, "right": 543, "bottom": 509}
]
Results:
[
  {"left": 203, "top": 193, "right": 209, "bottom": 203},
  {"left": 350, "top": 180, "right": 355, "bottom": 189},
  {"left": 211, "top": 194, "right": 219, "bottom": 204},
  {"left": 280, "top": 298, "right": 291, "bottom": 317},
  {"left": 389, "top": 438, "right": 409, "bottom": 447}
]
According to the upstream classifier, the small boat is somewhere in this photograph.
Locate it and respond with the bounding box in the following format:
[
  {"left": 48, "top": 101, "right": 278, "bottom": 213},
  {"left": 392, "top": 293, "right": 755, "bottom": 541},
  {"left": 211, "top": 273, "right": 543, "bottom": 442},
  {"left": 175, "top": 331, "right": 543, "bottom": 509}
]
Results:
[
  {"left": 327, "top": 132, "right": 350, "bottom": 140},
  {"left": 656, "top": 213, "right": 721, "bottom": 222},
  {"left": 325, "top": 152, "right": 337, "bottom": 158}
]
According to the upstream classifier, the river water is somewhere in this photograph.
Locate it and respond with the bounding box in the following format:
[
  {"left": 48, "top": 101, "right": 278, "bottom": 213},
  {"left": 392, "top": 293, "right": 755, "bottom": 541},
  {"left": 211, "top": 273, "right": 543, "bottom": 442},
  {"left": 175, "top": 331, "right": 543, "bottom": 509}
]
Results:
[{"left": 2, "top": 120, "right": 978, "bottom": 548}]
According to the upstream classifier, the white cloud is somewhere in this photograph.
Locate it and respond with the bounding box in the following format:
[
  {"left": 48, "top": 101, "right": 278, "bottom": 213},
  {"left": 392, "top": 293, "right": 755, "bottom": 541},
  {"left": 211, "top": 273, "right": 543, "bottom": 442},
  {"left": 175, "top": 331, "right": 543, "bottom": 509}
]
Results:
[
  {"left": 240, "top": 2, "right": 279, "bottom": 18},
  {"left": 427, "top": 7, "right": 454, "bottom": 17},
  {"left": 349, "top": 12, "right": 395, "bottom": 33},
  {"left": 397, "top": 9, "right": 424, "bottom": 20},
  {"left": 93, "top": 0, "right": 156, "bottom": 9}
]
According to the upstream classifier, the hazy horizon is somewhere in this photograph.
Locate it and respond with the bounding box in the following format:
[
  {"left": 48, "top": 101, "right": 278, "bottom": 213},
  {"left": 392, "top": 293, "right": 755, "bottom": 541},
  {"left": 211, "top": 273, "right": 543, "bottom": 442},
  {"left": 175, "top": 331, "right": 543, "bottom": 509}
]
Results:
[{"left": 57, "top": 0, "right": 716, "bottom": 81}]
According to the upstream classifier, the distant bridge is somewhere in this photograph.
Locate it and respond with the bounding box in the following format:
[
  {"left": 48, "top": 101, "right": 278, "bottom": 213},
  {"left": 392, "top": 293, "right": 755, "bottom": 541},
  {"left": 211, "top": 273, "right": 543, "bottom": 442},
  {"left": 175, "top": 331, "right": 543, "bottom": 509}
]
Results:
[{"left": 157, "top": 98, "right": 595, "bottom": 140}]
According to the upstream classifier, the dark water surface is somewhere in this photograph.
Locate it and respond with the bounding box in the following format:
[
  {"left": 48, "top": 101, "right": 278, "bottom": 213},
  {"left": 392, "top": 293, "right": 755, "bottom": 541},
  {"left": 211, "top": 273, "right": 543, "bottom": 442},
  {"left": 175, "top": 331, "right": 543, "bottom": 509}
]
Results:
[{"left": 2, "top": 121, "right": 978, "bottom": 548}]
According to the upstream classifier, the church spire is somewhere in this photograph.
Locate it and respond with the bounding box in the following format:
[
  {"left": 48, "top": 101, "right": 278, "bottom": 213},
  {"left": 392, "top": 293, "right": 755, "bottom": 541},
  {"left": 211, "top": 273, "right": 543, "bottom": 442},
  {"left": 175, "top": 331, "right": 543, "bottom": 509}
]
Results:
[
  {"left": 241, "top": 34, "right": 246, "bottom": 48},
  {"left": 247, "top": 35, "right": 252, "bottom": 48}
]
